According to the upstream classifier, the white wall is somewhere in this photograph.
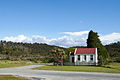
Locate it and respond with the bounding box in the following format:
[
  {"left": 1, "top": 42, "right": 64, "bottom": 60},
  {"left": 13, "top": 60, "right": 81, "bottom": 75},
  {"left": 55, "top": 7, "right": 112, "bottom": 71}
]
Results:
[
  {"left": 95, "top": 48, "right": 98, "bottom": 65},
  {"left": 70, "top": 55, "right": 74, "bottom": 63},
  {"left": 75, "top": 54, "right": 96, "bottom": 62},
  {"left": 74, "top": 54, "right": 97, "bottom": 65}
]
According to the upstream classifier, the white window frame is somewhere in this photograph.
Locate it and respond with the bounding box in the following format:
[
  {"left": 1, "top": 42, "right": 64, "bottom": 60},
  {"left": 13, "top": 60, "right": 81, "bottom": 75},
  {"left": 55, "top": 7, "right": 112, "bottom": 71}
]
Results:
[{"left": 83, "top": 55, "right": 86, "bottom": 61}]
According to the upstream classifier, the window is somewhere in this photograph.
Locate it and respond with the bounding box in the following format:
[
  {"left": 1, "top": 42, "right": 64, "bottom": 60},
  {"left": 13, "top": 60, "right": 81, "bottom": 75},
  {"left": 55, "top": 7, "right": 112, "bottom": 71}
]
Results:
[
  {"left": 84, "top": 55, "right": 86, "bottom": 61},
  {"left": 90, "top": 55, "right": 93, "bottom": 61},
  {"left": 78, "top": 55, "right": 80, "bottom": 61},
  {"left": 72, "top": 57, "right": 74, "bottom": 63}
]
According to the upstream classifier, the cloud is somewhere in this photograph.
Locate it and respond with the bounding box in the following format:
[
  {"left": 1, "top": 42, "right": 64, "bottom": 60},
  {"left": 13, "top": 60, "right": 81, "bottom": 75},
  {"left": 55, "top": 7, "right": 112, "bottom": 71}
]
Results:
[
  {"left": 100, "top": 33, "right": 120, "bottom": 45},
  {"left": 62, "top": 31, "right": 89, "bottom": 36},
  {"left": 3, "top": 34, "right": 87, "bottom": 48},
  {"left": 3, "top": 35, "right": 32, "bottom": 43},
  {"left": 50, "top": 36, "right": 87, "bottom": 47},
  {"left": 2, "top": 32, "right": 120, "bottom": 48},
  {"left": 32, "top": 35, "right": 50, "bottom": 44}
]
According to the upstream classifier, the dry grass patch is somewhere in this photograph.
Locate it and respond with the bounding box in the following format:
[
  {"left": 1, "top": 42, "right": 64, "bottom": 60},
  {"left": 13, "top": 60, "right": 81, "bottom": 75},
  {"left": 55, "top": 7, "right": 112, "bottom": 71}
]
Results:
[
  {"left": 0, "top": 75, "right": 30, "bottom": 80},
  {"left": 0, "top": 60, "right": 33, "bottom": 68}
]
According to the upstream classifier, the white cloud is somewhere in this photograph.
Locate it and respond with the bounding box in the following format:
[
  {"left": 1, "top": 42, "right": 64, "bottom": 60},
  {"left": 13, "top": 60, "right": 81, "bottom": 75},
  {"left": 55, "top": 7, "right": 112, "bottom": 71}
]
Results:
[
  {"left": 100, "top": 33, "right": 120, "bottom": 45},
  {"left": 3, "top": 34, "right": 87, "bottom": 48},
  {"left": 50, "top": 36, "right": 87, "bottom": 47},
  {"left": 3, "top": 35, "right": 32, "bottom": 43},
  {"left": 2, "top": 32, "right": 120, "bottom": 48},
  {"left": 32, "top": 35, "right": 50, "bottom": 44},
  {"left": 62, "top": 31, "right": 89, "bottom": 36}
]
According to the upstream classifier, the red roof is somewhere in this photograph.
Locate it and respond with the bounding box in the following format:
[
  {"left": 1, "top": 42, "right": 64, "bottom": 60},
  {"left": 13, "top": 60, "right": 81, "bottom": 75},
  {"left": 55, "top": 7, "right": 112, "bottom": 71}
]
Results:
[{"left": 75, "top": 48, "right": 96, "bottom": 54}]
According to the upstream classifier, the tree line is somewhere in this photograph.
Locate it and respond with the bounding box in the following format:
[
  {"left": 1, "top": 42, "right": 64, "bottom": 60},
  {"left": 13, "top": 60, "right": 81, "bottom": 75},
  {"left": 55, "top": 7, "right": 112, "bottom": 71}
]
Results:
[{"left": 105, "top": 42, "right": 120, "bottom": 62}]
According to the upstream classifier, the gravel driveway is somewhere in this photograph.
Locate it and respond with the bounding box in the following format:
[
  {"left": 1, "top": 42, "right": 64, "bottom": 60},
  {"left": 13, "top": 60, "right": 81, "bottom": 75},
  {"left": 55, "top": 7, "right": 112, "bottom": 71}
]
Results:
[{"left": 0, "top": 64, "right": 120, "bottom": 80}]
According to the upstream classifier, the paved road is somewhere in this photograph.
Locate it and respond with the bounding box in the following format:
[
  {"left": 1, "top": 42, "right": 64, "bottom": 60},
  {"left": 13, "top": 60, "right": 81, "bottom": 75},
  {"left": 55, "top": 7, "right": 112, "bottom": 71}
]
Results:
[{"left": 0, "top": 64, "right": 120, "bottom": 80}]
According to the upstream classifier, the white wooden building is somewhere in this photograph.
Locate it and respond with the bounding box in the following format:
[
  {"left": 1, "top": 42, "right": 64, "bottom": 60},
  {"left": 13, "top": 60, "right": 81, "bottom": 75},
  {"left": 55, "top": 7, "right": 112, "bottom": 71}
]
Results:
[{"left": 70, "top": 48, "right": 98, "bottom": 65}]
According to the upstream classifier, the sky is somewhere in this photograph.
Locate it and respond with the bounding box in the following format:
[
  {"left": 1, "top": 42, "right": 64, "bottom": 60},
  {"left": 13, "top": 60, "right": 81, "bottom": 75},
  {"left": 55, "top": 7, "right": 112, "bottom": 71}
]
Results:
[{"left": 0, "top": 0, "right": 120, "bottom": 47}]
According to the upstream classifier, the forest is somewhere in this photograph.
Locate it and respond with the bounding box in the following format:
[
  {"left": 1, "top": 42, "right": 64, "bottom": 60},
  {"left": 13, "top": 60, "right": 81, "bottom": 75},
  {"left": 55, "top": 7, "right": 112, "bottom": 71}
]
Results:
[{"left": 105, "top": 42, "right": 120, "bottom": 62}]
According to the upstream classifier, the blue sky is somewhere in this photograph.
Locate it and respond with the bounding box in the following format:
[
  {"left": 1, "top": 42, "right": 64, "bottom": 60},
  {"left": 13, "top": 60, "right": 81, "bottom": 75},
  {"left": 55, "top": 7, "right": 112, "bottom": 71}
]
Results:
[{"left": 0, "top": 0, "right": 120, "bottom": 47}]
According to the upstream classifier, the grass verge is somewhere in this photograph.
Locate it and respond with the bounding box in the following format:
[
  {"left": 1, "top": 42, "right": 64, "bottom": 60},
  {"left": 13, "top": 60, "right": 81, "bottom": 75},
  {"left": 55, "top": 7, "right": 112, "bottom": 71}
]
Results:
[
  {"left": 34, "top": 62, "right": 120, "bottom": 73},
  {"left": 0, "top": 75, "right": 30, "bottom": 80},
  {"left": 0, "top": 60, "right": 33, "bottom": 68},
  {"left": 104, "top": 62, "right": 120, "bottom": 71}
]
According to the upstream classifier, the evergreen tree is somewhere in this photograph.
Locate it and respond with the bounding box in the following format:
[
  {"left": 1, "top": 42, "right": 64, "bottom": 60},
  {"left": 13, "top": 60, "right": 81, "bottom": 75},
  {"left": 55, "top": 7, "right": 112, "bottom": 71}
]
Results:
[{"left": 87, "top": 30, "right": 109, "bottom": 65}]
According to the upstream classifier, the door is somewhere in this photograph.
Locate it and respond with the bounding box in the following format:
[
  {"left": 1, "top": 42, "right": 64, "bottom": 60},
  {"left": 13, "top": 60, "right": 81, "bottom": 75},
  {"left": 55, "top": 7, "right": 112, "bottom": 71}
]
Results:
[{"left": 72, "top": 57, "right": 74, "bottom": 63}]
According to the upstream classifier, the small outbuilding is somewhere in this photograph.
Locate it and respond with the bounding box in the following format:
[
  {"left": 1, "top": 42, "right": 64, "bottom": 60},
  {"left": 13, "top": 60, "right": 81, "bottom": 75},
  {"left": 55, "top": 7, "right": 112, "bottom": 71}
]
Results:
[{"left": 70, "top": 48, "right": 98, "bottom": 65}]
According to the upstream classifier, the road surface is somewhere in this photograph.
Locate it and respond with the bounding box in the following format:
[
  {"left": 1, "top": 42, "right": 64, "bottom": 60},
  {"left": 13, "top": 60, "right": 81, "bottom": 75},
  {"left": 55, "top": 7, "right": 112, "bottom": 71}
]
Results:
[{"left": 0, "top": 64, "right": 120, "bottom": 80}]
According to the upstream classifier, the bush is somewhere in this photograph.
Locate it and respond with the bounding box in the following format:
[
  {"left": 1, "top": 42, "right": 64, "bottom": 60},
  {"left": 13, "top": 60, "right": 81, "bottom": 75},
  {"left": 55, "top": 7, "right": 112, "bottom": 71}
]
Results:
[{"left": 41, "top": 58, "right": 55, "bottom": 63}]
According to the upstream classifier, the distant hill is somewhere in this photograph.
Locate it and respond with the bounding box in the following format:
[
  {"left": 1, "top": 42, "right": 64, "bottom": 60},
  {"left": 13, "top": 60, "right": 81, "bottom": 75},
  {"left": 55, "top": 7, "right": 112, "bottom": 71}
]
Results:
[
  {"left": 0, "top": 41, "right": 65, "bottom": 61},
  {"left": 105, "top": 42, "right": 120, "bottom": 62}
]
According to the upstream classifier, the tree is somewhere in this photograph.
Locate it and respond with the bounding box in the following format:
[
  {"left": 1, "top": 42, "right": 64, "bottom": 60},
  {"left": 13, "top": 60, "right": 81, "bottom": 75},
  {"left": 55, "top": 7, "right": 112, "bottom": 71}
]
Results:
[
  {"left": 65, "top": 48, "right": 75, "bottom": 62},
  {"left": 87, "top": 30, "right": 109, "bottom": 65},
  {"left": 51, "top": 47, "right": 66, "bottom": 60}
]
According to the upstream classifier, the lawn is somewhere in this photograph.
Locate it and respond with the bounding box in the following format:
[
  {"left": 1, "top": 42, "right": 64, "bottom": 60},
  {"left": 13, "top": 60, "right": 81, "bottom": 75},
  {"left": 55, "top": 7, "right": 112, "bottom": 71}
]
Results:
[
  {"left": 0, "top": 60, "right": 33, "bottom": 68},
  {"left": 34, "top": 62, "right": 120, "bottom": 73},
  {"left": 104, "top": 62, "right": 120, "bottom": 71},
  {"left": 0, "top": 75, "right": 30, "bottom": 80}
]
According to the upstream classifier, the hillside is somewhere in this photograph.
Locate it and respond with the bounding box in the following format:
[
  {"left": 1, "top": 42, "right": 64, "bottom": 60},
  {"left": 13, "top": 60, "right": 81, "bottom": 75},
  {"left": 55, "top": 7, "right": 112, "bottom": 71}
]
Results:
[
  {"left": 105, "top": 42, "right": 120, "bottom": 62},
  {"left": 0, "top": 41, "right": 65, "bottom": 61}
]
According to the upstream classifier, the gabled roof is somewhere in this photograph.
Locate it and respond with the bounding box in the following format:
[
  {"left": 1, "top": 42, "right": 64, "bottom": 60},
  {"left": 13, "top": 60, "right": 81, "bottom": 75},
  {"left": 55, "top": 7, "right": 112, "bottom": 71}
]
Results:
[{"left": 75, "top": 48, "right": 96, "bottom": 54}]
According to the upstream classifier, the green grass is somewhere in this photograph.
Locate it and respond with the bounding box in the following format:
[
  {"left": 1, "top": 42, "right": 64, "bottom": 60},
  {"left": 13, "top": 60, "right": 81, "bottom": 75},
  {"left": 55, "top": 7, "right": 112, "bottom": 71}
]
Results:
[
  {"left": 0, "top": 75, "right": 30, "bottom": 80},
  {"left": 34, "top": 63, "right": 120, "bottom": 73},
  {"left": 0, "top": 60, "right": 33, "bottom": 68},
  {"left": 104, "top": 62, "right": 120, "bottom": 71}
]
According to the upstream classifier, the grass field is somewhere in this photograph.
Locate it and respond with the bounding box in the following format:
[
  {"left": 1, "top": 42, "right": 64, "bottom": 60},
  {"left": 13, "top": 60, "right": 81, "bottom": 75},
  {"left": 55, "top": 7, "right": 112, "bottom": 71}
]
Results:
[
  {"left": 0, "top": 60, "right": 33, "bottom": 68},
  {"left": 0, "top": 75, "right": 30, "bottom": 80},
  {"left": 34, "top": 62, "right": 120, "bottom": 73},
  {"left": 104, "top": 62, "right": 120, "bottom": 71}
]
